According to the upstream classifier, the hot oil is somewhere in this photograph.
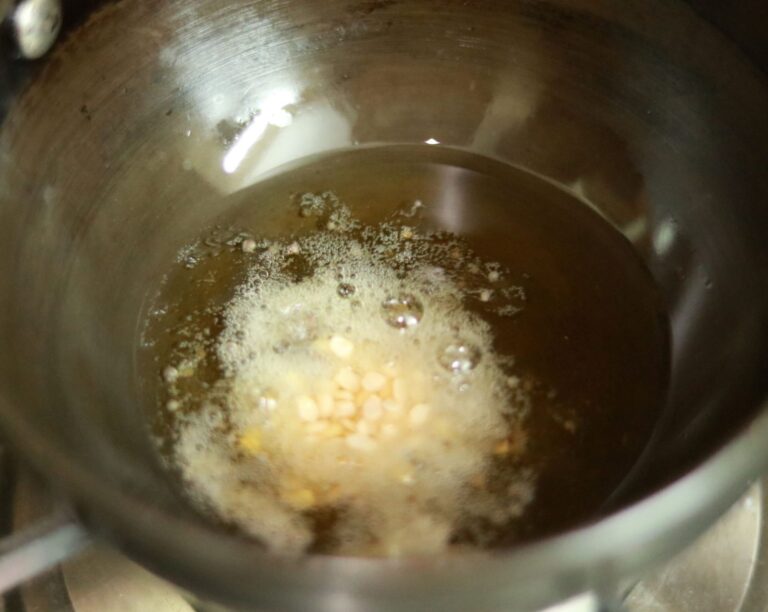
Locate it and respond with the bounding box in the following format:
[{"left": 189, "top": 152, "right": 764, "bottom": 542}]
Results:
[{"left": 141, "top": 145, "right": 669, "bottom": 553}]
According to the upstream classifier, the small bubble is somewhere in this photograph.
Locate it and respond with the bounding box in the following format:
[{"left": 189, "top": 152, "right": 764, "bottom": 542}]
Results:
[
  {"left": 439, "top": 342, "right": 481, "bottom": 374},
  {"left": 337, "top": 282, "right": 356, "bottom": 298},
  {"left": 381, "top": 293, "right": 424, "bottom": 329},
  {"left": 182, "top": 255, "right": 199, "bottom": 269},
  {"left": 258, "top": 393, "right": 277, "bottom": 411}
]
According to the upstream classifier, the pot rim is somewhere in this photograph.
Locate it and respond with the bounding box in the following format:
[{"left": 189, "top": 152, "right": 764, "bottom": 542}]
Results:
[{"left": 2, "top": 392, "right": 768, "bottom": 609}]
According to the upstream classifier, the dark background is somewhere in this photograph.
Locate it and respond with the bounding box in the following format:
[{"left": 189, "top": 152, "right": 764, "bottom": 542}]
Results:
[{"left": 689, "top": 0, "right": 768, "bottom": 72}]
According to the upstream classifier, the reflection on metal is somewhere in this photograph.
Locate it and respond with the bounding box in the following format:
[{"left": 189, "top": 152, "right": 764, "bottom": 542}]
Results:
[
  {"left": 541, "top": 592, "right": 601, "bottom": 612},
  {"left": 653, "top": 219, "right": 678, "bottom": 256},
  {"left": 622, "top": 217, "right": 648, "bottom": 245},
  {"left": 222, "top": 89, "right": 297, "bottom": 174},
  {"left": 428, "top": 165, "right": 470, "bottom": 235},
  {"left": 9, "top": 479, "right": 765, "bottom": 611},
  {"left": 425, "top": 138, "right": 440, "bottom": 145},
  {"left": 12, "top": 0, "right": 61, "bottom": 59},
  {"left": 64, "top": 547, "right": 195, "bottom": 612},
  {"left": 221, "top": 117, "right": 268, "bottom": 174},
  {"left": 0, "top": 513, "right": 89, "bottom": 593},
  {"left": 627, "top": 482, "right": 762, "bottom": 612}
]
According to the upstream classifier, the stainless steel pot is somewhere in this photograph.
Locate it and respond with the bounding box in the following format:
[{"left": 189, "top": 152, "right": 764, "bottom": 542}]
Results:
[{"left": 0, "top": 1, "right": 766, "bottom": 610}]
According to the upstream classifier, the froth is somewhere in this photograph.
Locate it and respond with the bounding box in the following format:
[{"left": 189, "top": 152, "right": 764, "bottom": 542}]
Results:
[{"left": 170, "top": 192, "right": 535, "bottom": 556}]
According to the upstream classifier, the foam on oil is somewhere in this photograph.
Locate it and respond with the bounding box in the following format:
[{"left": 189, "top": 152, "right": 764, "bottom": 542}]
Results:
[{"left": 141, "top": 145, "right": 668, "bottom": 555}]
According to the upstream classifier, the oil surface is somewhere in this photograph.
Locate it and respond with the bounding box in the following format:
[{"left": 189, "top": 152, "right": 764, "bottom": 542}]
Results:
[{"left": 141, "top": 145, "right": 669, "bottom": 552}]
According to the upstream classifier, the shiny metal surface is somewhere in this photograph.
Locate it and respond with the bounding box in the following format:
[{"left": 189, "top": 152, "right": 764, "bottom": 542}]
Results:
[
  {"left": 0, "top": 1, "right": 766, "bottom": 610},
  {"left": 10, "top": 466, "right": 193, "bottom": 611},
  {"left": 10, "top": 0, "right": 61, "bottom": 59},
  {"left": 64, "top": 548, "right": 195, "bottom": 612},
  {"left": 627, "top": 484, "right": 763, "bottom": 612},
  {"left": 11, "top": 469, "right": 768, "bottom": 611},
  {"left": 0, "top": 511, "right": 88, "bottom": 593}
]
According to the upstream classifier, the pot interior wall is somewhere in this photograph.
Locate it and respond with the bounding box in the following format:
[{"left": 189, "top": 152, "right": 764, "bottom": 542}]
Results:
[{"left": 0, "top": 0, "right": 766, "bottom": 603}]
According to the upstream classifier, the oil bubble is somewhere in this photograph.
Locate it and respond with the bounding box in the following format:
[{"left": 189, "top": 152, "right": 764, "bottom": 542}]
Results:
[
  {"left": 439, "top": 342, "right": 481, "bottom": 374},
  {"left": 337, "top": 282, "right": 356, "bottom": 298},
  {"left": 258, "top": 392, "right": 277, "bottom": 411},
  {"left": 381, "top": 293, "right": 423, "bottom": 329}
]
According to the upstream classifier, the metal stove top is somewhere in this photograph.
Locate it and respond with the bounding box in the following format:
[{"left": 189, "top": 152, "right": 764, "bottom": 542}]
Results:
[{"left": 3, "top": 453, "right": 768, "bottom": 612}]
